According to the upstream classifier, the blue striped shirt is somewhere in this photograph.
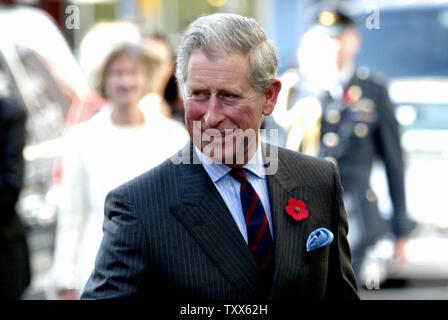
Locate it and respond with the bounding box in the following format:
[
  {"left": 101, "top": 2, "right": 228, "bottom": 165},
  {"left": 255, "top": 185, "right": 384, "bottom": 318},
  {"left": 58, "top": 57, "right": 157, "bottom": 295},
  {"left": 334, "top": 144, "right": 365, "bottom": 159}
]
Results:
[{"left": 194, "top": 142, "right": 273, "bottom": 244}]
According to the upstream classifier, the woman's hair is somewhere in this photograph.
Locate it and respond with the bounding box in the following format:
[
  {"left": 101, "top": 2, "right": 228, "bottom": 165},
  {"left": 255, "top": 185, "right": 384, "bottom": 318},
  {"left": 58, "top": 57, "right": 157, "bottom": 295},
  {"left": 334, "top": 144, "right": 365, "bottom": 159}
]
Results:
[
  {"left": 95, "top": 44, "right": 160, "bottom": 99},
  {"left": 176, "top": 13, "right": 278, "bottom": 95}
]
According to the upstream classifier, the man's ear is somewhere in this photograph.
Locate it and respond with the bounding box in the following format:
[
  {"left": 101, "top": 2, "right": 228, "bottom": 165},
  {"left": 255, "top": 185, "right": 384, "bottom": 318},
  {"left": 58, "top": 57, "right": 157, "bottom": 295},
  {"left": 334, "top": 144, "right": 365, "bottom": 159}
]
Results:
[{"left": 262, "top": 78, "right": 282, "bottom": 116}]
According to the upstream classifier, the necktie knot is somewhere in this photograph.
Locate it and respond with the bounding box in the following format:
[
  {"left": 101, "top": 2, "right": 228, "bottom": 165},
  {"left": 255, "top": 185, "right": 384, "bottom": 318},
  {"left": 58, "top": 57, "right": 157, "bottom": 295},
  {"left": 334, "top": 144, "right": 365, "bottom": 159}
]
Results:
[{"left": 228, "top": 168, "right": 248, "bottom": 184}]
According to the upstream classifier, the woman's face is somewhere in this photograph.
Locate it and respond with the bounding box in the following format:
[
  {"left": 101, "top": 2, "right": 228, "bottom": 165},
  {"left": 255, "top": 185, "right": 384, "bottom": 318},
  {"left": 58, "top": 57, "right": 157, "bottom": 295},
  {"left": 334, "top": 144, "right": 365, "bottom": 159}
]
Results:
[{"left": 104, "top": 54, "right": 148, "bottom": 108}]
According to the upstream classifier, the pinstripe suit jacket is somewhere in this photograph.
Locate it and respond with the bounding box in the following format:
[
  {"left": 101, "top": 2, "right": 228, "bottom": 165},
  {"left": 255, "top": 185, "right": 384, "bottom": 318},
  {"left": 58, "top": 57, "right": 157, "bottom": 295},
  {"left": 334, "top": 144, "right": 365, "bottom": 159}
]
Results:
[{"left": 81, "top": 141, "right": 358, "bottom": 300}]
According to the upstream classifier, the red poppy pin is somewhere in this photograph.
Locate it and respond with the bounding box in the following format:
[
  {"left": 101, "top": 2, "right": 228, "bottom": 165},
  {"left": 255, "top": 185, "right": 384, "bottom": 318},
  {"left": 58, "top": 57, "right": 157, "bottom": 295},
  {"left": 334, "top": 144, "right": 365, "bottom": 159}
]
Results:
[
  {"left": 285, "top": 198, "right": 309, "bottom": 221},
  {"left": 343, "top": 85, "right": 362, "bottom": 105}
]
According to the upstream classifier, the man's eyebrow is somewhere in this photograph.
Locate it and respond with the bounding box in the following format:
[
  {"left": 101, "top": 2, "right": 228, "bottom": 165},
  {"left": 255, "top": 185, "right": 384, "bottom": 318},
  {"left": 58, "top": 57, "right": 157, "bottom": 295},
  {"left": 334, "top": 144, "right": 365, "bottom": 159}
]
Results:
[
  {"left": 185, "top": 85, "right": 207, "bottom": 92},
  {"left": 186, "top": 83, "right": 208, "bottom": 90},
  {"left": 219, "top": 88, "right": 243, "bottom": 95},
  {"left": 217, "top": 90, "right": 240, "bottom": 98},
  {"left": 186, "top": 84, "right": 243, "bottom": 95}
]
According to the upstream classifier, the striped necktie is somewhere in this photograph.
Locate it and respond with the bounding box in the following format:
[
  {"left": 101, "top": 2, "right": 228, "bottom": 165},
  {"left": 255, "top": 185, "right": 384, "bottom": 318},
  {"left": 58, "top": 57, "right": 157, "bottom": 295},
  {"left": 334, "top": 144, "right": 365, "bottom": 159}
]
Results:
[{"left": 229, "top": 168, "right": 274, "bottom": 283}]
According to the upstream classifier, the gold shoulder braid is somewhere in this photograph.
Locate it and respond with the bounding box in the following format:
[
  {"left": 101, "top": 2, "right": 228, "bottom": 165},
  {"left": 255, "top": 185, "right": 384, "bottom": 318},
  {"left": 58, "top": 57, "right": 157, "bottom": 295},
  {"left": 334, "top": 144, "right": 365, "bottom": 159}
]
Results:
[{"left": 273, "top": 69, "right": 322, "bottom": 156}]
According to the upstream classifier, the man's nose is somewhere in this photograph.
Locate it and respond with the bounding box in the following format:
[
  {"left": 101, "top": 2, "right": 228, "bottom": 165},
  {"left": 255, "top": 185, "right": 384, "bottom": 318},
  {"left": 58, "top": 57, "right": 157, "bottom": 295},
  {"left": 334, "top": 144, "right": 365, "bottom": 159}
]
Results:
[
  {"left": 204, "top": 96, "right": 223, "bottom": 127},
  {"left": 118, "top": 73, "right": 135, "bottom": 87}
]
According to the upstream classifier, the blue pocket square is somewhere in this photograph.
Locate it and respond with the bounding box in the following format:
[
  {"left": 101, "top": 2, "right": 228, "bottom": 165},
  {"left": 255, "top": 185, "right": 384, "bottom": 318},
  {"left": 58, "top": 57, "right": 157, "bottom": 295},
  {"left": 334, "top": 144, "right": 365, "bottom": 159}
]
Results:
[{"left": 306, "top": 228, "right": 334, "bottom": 252}]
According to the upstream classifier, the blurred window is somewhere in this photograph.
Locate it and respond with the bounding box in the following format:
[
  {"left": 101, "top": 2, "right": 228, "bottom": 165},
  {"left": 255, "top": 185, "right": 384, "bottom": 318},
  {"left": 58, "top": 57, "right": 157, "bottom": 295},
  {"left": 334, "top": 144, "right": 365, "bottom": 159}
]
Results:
[
  {"left": 402, "top": 104, "right": 448, "bottom": 131},
  {"left": 355, "top": 6, "right": 448, "bottom": 78}
]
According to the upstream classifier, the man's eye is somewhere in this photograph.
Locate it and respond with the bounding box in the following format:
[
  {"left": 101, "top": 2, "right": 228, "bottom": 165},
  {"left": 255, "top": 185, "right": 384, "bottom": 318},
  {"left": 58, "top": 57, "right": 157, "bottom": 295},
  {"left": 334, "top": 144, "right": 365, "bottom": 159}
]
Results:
[
  {"left": 191, "top": 91, "right": 209, "bottom": 99},
  {"left": 221, "top": 93, "right": 238, "bottom": 100}
]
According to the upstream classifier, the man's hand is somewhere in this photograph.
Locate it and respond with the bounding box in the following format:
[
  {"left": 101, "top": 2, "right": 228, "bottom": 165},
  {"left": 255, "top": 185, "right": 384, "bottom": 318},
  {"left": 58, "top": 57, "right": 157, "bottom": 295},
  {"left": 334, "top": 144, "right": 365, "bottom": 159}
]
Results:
[
  {"left": 57, "top": 289, "right": 78, "bottom": 300},
  {"left": 393, "top": 237, "right": 407, "bottom": 270}
]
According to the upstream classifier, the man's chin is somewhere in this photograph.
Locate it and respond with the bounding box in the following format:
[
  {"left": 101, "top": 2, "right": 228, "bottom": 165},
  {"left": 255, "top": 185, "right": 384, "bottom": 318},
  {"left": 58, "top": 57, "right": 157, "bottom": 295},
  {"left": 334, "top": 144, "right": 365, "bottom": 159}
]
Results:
[{"left": 200, "top": 142, "right": 247, "bottom": 166}]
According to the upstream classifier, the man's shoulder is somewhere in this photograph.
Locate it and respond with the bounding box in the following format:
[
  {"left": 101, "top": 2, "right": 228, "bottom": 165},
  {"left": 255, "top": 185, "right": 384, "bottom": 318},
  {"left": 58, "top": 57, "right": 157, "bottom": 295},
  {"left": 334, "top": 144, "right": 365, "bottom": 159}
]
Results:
[
  {"left": 277, "top": 146, "right": 332, "bottom": 167},
  {"left": 276, "top": 146, "right": 335, "bottom": 178},
  {"left": 352, "top": 69, "right": 389, "bottom": 94},
  {"left": 119, "top": 156, "right": 179, "bottom": 190}
]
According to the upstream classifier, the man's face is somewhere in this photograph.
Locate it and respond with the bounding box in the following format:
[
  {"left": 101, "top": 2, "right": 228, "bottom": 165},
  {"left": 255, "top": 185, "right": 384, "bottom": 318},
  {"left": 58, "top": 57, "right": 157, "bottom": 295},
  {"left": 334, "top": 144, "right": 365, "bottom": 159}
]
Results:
[
  {"left": 105, "top": 55, "right": 148, "bottom": 108},
  {"left": 331, "top": 28, "right": 360, "bottom": 70},
  {"left": 183, "top": 50, "right": 279, "bottom": 166}
]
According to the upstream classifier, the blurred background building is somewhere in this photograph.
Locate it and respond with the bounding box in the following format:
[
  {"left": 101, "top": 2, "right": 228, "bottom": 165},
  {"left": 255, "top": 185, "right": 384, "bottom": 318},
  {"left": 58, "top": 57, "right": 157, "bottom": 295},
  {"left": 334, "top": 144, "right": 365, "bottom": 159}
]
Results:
[{"left": 1, "top": 0, "right": 448, "bottom": 299}]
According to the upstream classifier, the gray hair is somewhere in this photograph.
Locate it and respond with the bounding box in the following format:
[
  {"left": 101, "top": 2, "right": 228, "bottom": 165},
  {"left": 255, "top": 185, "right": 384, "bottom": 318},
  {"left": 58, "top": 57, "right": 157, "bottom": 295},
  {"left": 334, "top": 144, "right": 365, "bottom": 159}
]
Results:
[
  {"left": 96, "top": 44, "right": 160, "bottom": 99},
  {"left": 176, "top": 13, "right": 278, "bottom": 95}
]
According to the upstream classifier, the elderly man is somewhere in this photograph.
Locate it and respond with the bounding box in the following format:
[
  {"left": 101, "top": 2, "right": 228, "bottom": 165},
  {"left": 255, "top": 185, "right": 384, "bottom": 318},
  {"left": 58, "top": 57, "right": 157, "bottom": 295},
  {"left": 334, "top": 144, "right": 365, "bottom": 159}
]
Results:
[{"left": 81, "top": 13, "right": 358, "bottom": 301}]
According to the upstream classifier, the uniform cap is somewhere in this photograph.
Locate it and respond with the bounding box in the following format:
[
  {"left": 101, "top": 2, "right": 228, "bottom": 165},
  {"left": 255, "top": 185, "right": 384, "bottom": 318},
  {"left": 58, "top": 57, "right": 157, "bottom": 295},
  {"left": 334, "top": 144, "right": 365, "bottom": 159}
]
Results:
[{"left": 313, "top": 8, "right": 355, "bottom": 37}]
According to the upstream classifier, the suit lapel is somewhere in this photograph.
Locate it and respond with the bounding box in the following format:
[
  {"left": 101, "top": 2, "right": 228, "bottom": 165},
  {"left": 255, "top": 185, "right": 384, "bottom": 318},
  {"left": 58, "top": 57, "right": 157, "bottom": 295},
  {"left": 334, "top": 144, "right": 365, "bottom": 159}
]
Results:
[
  {"left": 265, "top": 148, "right": 310, "bottom": 299},
  {"left": 169, "top": 143, "right": 266, "bottom": 300}
]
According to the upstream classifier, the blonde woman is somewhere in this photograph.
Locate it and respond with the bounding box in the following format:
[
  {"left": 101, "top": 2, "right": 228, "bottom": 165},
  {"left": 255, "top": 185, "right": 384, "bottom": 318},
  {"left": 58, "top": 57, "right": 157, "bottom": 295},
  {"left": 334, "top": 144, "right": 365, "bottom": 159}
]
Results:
[{"left": 48, "top": 44, "right": 189, "bottom": 299}]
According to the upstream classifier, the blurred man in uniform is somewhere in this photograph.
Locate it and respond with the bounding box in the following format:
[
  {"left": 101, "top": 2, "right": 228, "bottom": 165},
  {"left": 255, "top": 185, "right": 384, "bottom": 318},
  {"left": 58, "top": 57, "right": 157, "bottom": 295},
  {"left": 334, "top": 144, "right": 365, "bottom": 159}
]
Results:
[{"left": 272, "top": 7, "right": 415, "bottom": 281}]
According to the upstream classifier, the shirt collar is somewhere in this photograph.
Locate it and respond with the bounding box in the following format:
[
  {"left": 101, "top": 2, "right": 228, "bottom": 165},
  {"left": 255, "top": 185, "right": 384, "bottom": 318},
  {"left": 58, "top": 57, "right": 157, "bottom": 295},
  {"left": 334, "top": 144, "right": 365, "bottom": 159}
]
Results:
[{"left": 194, "top": 138, "right": 266, "bottom": 183}]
